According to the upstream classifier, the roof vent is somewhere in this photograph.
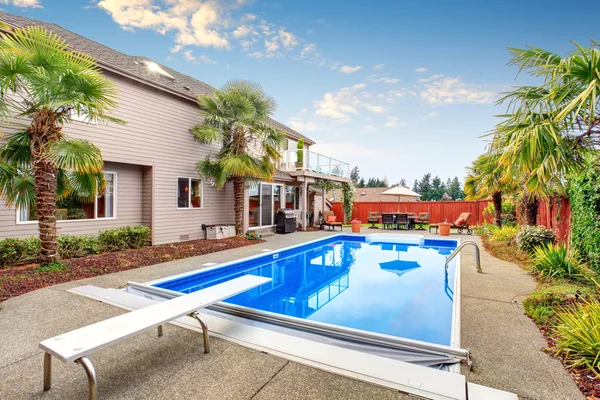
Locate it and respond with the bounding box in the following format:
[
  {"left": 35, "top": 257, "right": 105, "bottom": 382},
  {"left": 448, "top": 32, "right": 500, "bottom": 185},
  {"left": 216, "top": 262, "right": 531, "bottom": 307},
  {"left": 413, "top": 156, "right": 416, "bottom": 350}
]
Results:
[
  {"left": 360, "top": 192, "right": 366, "bottom": 196},
  {"left": 183, "top": 85, "right": 191, "bottom": 91}
]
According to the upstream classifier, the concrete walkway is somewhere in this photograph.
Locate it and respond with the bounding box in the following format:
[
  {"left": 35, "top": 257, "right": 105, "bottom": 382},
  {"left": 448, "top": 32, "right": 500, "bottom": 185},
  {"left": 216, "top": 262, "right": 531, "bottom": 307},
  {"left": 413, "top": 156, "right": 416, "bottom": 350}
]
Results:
[{"left": 0, "top": 229, "right": 582, "bottom": 399}]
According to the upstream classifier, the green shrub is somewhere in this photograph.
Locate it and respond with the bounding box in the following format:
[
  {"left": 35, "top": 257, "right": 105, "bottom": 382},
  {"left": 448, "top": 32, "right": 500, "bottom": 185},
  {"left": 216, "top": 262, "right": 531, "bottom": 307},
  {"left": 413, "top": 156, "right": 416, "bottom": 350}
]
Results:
[
  {"left": 58, "top": 235, "right": 99, "bottom": 259},
  {"left": 0, "top": 237, "right": 40, "bottom": 268},
  {"left": 531, "top": 244, "right": 581, "bottom": 280},
  {"left": 502, "top": 200, "right": 516, "bottom": 215},
  {"left": 515, "top": 225, "right": 556, "bottom": 253},
  {"left": 488, "top": 225, "right": 519, "bottom": 242},
  {"left": 35, "top": 261, "right": 69, "bottom": 273},
  {"left": 554, "top": 296, "right": 600, "bottom": 373},
  {"left": 523, "top": 283, "right": 592, "bottom": 325},
  {"left": 568, "top": 165, "right": 600, "bottom": 274},
  {"left": 97, "top": 226, "right": 151, "bottom": 252}
]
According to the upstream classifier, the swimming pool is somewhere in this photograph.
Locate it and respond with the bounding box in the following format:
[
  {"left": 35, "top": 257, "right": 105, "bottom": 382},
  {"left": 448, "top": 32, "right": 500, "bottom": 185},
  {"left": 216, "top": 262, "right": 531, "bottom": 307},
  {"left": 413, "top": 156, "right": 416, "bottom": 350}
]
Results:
[{"left": 152, "top": 235, "right": 459, "bottom": 347}]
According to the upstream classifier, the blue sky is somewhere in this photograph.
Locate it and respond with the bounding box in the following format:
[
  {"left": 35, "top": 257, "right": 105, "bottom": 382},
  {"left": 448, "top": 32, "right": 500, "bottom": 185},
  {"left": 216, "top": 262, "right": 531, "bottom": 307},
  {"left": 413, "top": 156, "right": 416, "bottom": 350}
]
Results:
[{"left": 2, "top": 0, "right": 597, "bottom": 186}]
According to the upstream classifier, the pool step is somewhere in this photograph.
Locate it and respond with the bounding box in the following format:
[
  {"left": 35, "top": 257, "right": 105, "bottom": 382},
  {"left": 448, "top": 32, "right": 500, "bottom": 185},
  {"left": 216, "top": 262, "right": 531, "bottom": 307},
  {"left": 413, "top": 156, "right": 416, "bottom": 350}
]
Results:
[{"left": 69, "top": 285, "right": 518, "bottom": 400}]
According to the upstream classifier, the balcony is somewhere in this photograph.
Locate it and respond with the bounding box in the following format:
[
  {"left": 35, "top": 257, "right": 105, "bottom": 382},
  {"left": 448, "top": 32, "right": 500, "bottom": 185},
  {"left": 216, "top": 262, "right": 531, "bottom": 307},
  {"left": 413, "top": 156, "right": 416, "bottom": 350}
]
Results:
[{"left": 280, "top": 150, "right": 350, "bottom": 181}]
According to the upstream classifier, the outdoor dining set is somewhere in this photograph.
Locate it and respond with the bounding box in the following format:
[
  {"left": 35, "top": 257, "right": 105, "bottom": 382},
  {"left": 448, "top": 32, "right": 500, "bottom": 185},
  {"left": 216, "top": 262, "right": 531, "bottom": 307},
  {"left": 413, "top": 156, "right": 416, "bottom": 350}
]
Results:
[{"left": 367, "top": 212, "right": 430, "bottom": 230}]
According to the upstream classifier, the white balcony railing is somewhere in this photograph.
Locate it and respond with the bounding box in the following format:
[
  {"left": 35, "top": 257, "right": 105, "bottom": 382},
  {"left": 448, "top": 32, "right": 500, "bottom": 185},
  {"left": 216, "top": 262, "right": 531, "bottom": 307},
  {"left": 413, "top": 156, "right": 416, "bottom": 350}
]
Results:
[{"left": 280, "top": 150, "right": 350, "bottom": 179}]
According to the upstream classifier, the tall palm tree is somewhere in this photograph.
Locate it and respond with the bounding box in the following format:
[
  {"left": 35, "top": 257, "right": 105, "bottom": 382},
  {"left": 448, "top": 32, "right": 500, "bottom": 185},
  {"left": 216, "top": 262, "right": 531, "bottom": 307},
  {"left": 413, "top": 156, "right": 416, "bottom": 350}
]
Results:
[
  {"left": 489, "top": 41, "right": 600, "bottom": 224},
  {"left": 465, "top": 152, "right": 516, "bottom": 226},
  {"left": 0, "top": 26, "right": 123, "bottom": 265},
  {"left": 191, "top": 80, "right": 285, "bottom": 236}
]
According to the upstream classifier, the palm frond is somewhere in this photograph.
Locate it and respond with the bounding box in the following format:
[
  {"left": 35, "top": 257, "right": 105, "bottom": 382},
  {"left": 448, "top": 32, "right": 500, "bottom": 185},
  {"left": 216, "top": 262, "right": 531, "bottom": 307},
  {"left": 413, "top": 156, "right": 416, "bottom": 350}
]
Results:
[
  {"left": 0, "top": 160, "right": 35, "bottom": 209},
  {"left": 0, "top": 130, "right": 33, "bottom": 167},
  {"left": 46, "top": 139, "right": 103, "bottom": 174}
]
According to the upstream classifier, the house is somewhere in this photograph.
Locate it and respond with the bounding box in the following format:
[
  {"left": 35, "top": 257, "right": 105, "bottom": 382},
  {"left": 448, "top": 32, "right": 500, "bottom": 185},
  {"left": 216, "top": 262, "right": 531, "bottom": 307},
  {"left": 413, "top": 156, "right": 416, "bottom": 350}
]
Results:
[
  {"left": 0, "top": 12, "right": 349, "bottom": 244},
  {"left": 330, "top": 187, "right": 421, "bottom": 203}
]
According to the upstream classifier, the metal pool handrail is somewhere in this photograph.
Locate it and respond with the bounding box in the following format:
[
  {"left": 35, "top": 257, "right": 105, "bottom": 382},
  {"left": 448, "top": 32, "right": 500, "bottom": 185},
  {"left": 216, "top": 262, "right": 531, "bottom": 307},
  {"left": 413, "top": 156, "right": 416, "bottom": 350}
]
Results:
[{"left": 446, "top": 241, "right": 482, "bottom": 273}]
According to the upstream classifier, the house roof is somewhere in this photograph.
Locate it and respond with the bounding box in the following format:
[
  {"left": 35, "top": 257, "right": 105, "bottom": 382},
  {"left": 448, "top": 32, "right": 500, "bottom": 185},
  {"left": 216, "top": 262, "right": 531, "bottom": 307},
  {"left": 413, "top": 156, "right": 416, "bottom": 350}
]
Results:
[
  {"left": 0, "top": 11, "right": 314, "bottom": 145},
  {"left": 329, "top": 187, "right": 421, "bottom": 203}
]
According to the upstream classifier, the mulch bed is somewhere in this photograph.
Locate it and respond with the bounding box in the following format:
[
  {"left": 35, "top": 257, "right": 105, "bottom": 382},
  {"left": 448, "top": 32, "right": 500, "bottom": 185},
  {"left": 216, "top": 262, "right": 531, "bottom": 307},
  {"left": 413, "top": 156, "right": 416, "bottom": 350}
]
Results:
[{"left": 0, "top": 237, "right": 264, "bottom": 302}]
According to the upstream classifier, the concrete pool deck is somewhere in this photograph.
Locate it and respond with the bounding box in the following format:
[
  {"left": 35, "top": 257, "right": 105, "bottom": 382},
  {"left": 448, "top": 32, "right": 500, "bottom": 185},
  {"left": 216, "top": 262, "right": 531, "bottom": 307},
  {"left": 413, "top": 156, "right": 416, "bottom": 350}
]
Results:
[{"left": 0, "top": 229, "right": 582, "bottom": 399}]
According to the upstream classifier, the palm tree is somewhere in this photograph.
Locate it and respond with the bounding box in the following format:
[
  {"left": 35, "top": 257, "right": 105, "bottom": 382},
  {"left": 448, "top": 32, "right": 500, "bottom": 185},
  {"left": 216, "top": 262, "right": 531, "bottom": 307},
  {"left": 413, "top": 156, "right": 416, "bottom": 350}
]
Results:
[
  {"left": 465, "top": 152, "right": 515, "bottom": 227},
  {"left": 0, "top": 26, "right": 123, "bottom": 265},
  {"left": 191, "top": 80, "right": 285, "bottom": 236},
  {"left": 489, "top": 41, "right": 600, "bottom": 224}
]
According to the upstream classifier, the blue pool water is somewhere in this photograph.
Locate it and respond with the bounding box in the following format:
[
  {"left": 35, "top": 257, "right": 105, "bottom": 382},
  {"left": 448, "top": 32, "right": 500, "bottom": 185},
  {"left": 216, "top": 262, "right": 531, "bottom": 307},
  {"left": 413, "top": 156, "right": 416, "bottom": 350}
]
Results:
[{"left": 154, "top": 235, "right": 458, "bottom": 346}]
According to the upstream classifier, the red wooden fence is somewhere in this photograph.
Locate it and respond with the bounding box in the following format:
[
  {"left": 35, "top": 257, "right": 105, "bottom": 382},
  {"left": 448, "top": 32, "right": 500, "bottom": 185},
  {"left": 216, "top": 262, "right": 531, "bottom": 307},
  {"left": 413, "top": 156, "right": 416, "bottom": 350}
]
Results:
[
  {"left": 331, "top": 197, "right": 572, "bottom": 242},
  {"left": 519, "top": 197, "right": 571, "bottom": 242},
  {"left": 330, "top": 200, "right": 494, "bottom": 226}
]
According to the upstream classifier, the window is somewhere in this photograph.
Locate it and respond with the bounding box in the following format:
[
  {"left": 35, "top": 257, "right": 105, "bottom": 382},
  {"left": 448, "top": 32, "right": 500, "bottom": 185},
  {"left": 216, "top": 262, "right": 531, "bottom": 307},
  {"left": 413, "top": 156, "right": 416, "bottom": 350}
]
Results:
[
  {"left": 18, "top": 172, "right": 116, "bottom": 222},
  {"left": 177, "top": 177, "right": 202, "bottom": 209},
  {"left": 285, "top": 186, "right": 300, "bottom": 210}
]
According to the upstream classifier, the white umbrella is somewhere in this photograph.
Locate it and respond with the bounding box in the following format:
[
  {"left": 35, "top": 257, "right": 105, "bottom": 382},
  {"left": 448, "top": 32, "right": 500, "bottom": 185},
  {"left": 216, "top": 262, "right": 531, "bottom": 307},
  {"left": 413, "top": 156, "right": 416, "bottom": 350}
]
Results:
[{"left": 381, "top": 187, "right": 421, "bottom": 211}]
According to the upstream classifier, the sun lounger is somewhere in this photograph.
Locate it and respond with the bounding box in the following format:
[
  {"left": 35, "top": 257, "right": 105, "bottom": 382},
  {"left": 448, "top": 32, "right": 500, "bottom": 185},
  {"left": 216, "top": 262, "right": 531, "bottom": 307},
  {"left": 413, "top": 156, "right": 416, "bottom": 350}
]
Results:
[
  {"left": 429, "top": 212, "right": 473, "bottom": 235},
  {"left": 39, "top": 275, "right": 271, "bottom": 400},
  {"left": 367, "top": 212, "right": 380, "bottom": 228},
  {"left": 322, "top": 210, "right": 343, "bottom": 231}
]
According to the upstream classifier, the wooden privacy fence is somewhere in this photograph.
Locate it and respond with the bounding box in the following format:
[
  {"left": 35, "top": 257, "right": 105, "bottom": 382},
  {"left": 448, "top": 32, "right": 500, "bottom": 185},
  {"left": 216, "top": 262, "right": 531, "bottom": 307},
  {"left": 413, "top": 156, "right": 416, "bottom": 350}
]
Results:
[
  {"left": 330, "top": 200, "right": 494, "bottom": 225},
  {"left": 331, "top": 197, "right": 572, "bottom": 242}
]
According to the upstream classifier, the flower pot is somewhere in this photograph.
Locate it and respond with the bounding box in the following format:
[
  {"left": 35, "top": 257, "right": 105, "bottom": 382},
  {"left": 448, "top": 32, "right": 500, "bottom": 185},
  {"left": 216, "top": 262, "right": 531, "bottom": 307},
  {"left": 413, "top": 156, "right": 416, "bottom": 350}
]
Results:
[
  {"left": 351, "top": 221, "right": 362, "bottom": 233},
  {"left": 438, "top": 222, "right": 451, "bottom": 236}
]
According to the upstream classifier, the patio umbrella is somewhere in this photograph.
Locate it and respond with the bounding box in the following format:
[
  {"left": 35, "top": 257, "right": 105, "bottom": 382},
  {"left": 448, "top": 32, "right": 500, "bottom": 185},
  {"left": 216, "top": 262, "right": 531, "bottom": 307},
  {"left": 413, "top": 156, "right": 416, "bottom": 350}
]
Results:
[
  {"left": 379, "top": 260, "right": 421, "bottom": 278},
  {"left": 381, "top": 187, "right": 421, "bottom": 212}
]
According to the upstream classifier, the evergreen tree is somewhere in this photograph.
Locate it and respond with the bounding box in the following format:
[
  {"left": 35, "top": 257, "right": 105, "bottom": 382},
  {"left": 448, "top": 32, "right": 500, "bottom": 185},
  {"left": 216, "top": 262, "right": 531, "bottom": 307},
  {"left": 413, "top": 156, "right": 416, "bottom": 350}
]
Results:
[
  {"left": 358, "top": 177, "right": 366, "bottom": 188},
  {"left": 418, "top": 173, "right": 432, "bottom": 200},
  {"left": 448, "top": 177, "right": 464, "bottom": 200},
  {"left": 431, "top": 176, "right": 444, "bottom": 200},
  {"left": 350, "top": 166, "right": 360, "bottom": 185},
  {"left": 412, "top": 179, "right": 419, "bottom": 193}
]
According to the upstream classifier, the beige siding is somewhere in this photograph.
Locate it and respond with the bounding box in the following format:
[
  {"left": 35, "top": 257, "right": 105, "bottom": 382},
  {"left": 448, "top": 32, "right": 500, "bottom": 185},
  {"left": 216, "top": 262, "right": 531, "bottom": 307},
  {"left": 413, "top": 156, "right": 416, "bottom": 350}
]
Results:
[
  {"left": 0, "top": 161, "right": 143, "bottom": 239},
  {"left": 0, "top": 72, "right": 235, "bottom": 244}
]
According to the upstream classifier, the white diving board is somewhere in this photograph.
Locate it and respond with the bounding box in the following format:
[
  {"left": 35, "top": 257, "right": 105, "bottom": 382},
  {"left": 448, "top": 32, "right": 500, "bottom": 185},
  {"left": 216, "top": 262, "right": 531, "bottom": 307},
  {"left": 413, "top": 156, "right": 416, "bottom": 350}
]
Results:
[{"left": 40, "top": 275, "right": 270, "bottom": 400}]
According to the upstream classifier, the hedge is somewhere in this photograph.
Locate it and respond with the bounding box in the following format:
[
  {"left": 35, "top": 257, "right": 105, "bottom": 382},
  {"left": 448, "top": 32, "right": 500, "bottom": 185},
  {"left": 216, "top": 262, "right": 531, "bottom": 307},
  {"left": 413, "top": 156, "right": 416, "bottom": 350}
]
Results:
[
  {"left": 0, "top": 225, "right": 152, "bottom": 268},
  {"left": 568, "top": 164, "right": 600, "bottom": 273}
]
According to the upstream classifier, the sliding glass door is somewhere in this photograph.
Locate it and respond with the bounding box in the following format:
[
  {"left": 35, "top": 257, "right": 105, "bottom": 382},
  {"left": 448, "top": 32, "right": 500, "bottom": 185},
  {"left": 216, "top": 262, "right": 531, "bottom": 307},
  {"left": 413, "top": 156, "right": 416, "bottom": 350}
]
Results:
[{"left": 250, "top": 183, "right": 283, "bottom": 228}]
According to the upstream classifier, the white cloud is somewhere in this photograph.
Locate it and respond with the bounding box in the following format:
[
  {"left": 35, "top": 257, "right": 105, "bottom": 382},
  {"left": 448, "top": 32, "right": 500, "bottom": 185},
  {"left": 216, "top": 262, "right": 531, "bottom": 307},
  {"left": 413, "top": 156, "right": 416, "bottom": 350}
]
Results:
[
  {"left": 182, "top": 50, "right": 217, "bottom": 64},
  {"left": 232, "top": 25, "right": 252, "bottom": 38},
  {"left": 338, "top": 65, "right": 362, "bottom": 74},
  {"left": 300, "top": 43, "right": 317, "bottom": 58},
  {"left": 170, "top": 44, "right": 183, "bottom": 53},
  {"left": 385, "top": 116, "right": 398, "bottom": 128},
  {"left": 365, "top": 104, "right": 385, "bottom": 113},
  {"left": 363, "top": 125, "right": 377, "bottom": 133},
  {"left": 418, "top": 73, "right": 444, "bottom": 83},
  {"left": 415, "top": 67, "right": 428, "bottom": 73},
  {"left": 369, "top": 76, "right": 400, "bottom": 84},
  {"left": 313, "top": 83, "right": 391, "bottom": 121},
  {"left": 287, "top": 117, "right": 321, "bottom": 132},
  {"left": 419, "top": 76, "right": 495, "bottom": 104},
  {"left": 428, "top": 111, "right": 437, "bottom": 117},
  {"left": 0, "top": 0, "right": 41, "bottom": 7},
  {"left": 373, "top": 64, "right": 385, "bottom": 70},
  {"left": 278, "top": 27, "right": 298, "bottom": 49}
]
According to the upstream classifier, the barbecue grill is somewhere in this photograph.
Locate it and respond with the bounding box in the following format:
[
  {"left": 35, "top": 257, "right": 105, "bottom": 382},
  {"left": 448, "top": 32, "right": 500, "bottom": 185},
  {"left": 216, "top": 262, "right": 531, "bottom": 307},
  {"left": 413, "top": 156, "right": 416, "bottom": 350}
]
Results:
[{"left": 276, "top": 208, "right": 297, "bottom": 234}]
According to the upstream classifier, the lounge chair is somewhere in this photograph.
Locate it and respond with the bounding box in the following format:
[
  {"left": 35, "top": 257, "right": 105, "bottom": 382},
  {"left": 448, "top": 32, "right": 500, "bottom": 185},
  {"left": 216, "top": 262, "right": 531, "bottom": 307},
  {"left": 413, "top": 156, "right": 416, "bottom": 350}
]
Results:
[
  {"left": 429, "top": 212, "right": 473, "bottom": 235},
  {"left": 396, "top": 213, "right": 409, "bottom": 230},
  {"left": 39, "top": 275, "right": 270, "bottom": 400},
  {"left": 367, "top": 212, "right": 380, "bottom": 228},
  {"left": 414, "top": 212, "right": 430, "bottom": 230},
  {"left": 322, "top": 210, "right": 343, "bottom": 231}
]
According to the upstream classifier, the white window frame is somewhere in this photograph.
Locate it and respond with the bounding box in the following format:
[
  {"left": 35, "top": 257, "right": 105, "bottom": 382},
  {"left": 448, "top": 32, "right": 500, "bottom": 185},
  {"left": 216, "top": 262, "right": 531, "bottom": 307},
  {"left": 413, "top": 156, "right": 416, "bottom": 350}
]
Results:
[
  {"left": 248, "top": 182, "right": 283, "bottom": 229},
  {"left": 16, "top": 171, "right": 117, "bottom": 224},
  {"left": 285, "top": 186, "right": 300, "bottom": 210},
  {"left": 176, "top": 177, "right": 203, "bottom": 210}
]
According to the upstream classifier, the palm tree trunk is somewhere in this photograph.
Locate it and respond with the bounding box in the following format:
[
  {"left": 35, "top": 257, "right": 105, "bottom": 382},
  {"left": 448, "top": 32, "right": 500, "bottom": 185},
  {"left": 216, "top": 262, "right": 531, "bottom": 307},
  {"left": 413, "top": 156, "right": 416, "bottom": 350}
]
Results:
[
  {"left": 31, "top": 109, "right": 61, "bottom": 265},
  {"left": 492, "top": 191, "right": 502, "bottom": 227},
  {"left": 524, "top": 193, "right": 538, "bottom": 226},
  {"left": 233, "top": 177, "right": 245, "bottom": 236},
  {"left": 33, "top": 159, "right": 59, "bottom": 265}
]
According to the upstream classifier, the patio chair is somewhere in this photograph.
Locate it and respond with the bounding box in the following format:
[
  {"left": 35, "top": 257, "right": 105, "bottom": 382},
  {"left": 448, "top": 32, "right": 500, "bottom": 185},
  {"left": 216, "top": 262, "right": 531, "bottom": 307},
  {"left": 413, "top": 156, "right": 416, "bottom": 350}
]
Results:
[
  {"left": 322, "top": 211, "right": 343, "bottom": 231},
  {"left": 395, "top": 213, "right": 409, "bottom": 230},
  {"left": 381, "top": 213, "right": 394, "bottom": 230},
  {"left": 367, "top": 212, "right": 381, "bottom": 228},
  {"left": 429, "top": 212, "right": 473, "bottom": 235},
  {"left": 414, "top": 212, "right": 430, "bottom": 230}
]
